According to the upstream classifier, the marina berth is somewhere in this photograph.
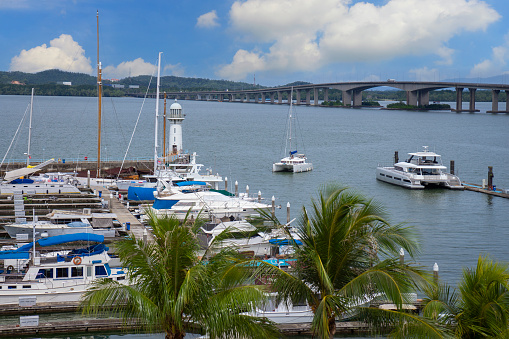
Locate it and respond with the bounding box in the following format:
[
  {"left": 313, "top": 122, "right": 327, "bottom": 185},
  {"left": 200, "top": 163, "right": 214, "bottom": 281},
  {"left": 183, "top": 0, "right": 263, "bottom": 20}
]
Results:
[
  {"left": 376, "top": 146, "right": 463, "bottom": 189},
  {"left": 0, "top": 233, "right": 128, "bottom": 305}
]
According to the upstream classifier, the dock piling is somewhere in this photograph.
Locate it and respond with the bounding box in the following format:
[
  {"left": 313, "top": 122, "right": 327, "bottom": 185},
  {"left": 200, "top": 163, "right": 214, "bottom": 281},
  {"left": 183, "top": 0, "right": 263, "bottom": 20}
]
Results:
[
  {"left": 433, "top": 263, "right": 439, "bottom": 283},
  {"left": 271, "top": 196, "right": 275, "bottom": 218},
  {"left": 450, "top": 160, "right": 455, "bottom": 175},
  {"left": 287, "top": 202, "right": 290, "bottom": 224}
]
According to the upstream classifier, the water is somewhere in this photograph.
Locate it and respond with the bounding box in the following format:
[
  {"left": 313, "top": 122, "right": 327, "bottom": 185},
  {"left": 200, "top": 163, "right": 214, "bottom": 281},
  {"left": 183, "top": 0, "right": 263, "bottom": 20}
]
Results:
[{"left": 1, "top": 95, "right": 508, "bottom": 338}]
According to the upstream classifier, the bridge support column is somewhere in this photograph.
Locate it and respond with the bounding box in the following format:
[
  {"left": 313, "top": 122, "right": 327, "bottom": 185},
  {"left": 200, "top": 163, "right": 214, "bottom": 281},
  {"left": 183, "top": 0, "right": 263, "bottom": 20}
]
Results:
[
  {"left": 342, "top": 90, "right": 351, "bottom": 106},
  {"left": 306, "top": 90, "right": 311, "bottom": 105},
  {"left": 506, "top": 90, "right": 509, "bottom": 112},
  {"left": 418, "top": 90, "right": 429, "bottom": 106},
  {"left": 230, "top": 94, "right": 235, "bottom": 102},
  {"left": 353, "top": 90, "right": 362, "bottom": 107},
  {"left": 406, "top": 91, "right": 417, "bottom": 106},
  {"left": 270, "top": 92, "right": 275, "bottom": 104},
  {"left": 469, "top": 88, "right": 477, "bottom": 112},
  {"left": 277, "top": 91, "right": 283, "bottom": 104},
  {"left": 218, "top": 94, "right": 223, "bottom": 102},
  {"left": 324, "top": 88, "right": 329, "bottom": 103},
  {"left": 491, "top": 90, "right": 500, "bottom": 112},
  {"left": 455, "top": 88, "right": 463, "bottom": 111},
  {"left": 314, "top": 88, "right": 319, "bottom": 106},
  {"left": 296, "top": 90, "right": 301, "bottom": 105}
]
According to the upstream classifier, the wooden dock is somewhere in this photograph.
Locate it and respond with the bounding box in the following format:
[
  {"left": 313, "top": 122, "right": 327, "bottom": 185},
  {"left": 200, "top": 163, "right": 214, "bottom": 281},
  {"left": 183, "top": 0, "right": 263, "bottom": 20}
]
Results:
[
  {"left": 462, "top": 182, "right": 509, "bottom": 199},
  {"left": 90, "top": 185, "right": 153, "bottom": 242}
]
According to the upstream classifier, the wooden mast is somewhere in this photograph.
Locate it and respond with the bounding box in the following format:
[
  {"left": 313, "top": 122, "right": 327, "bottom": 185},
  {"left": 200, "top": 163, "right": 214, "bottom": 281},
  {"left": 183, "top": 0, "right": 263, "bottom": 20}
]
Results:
[
  {"left": 163, "top": 92, "right": 167, "bottom": 161},
  {"left": 96, "top": 10, "right": 102, "bottom": 177}
]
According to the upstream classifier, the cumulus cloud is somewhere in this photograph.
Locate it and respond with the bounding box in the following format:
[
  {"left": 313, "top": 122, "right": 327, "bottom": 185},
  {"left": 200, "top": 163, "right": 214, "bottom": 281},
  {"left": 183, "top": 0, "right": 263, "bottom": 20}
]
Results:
[
  {"left": 196, "top": 10, "right": 219, "bottom": 28},
  {"left": 164, "top": 63, "right": 185, "bottom": 77},
  {"left": 103, "top": 58, "right": 157, "bottom": 78},
  {"left": 217, "top": 0, "right": 500, "bottom": 80},
  {"left": 469, "top": 33, "right": 509, "bottom": 77},
  {"left": 10, "top": 34, "right": 93, "bottom": 74}
]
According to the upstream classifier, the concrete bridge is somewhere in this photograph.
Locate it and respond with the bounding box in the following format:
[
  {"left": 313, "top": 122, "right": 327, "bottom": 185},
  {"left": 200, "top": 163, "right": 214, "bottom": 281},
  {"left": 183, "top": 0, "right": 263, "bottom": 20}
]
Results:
[{"left": 128, "top": 81, "right": 509, "bottom": 113}]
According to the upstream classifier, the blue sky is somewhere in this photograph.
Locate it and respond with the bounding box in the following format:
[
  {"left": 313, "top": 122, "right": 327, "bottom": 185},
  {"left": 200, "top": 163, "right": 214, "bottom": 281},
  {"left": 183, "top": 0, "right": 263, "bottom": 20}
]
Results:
[{"left": 1, "top": 0, "right": 508, "bottom": 86}]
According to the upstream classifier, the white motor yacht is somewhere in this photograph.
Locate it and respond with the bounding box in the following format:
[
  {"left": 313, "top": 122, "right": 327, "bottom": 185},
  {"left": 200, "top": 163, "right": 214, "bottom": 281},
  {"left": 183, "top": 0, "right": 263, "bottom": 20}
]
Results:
[
  {"left": 376, "top": 146, "right": 463, "bottom": 189},
  {"left": 0, "top": 233, "right": 128, "bottom": 305}
]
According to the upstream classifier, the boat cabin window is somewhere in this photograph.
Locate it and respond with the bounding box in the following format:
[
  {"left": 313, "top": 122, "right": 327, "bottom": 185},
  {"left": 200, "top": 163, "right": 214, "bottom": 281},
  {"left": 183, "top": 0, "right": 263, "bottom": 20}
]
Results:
[
  {"left": 95, "top": 265, "right": 108, "bottom": 276},
  {"left": 394, "top": 166, "right": 403, "bottom": 171},
  {"left": 37, "top": 268, "right": 53, "bottom": 278},
  {"left": 71, "top": 266, "right": 84, "bottom": 278},
  {"left": 23, "top": 285, "right": 32, "bottom": 289},
  {"left": 56, "top": 267, "right": 69, "bottom": 278}
]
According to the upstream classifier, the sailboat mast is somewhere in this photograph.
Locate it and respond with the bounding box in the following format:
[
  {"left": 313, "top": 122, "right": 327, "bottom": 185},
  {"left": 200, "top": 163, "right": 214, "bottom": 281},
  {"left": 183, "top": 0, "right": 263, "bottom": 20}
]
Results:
[
  {"left": 163, "top": 92, "right": 167, "bottom": 161},
  {"left": 288, "top": 87, "right": 293, "bottom": 155},
  {"left": 153, "top": 52, "right": 162, "bottom": 173},
  {"left": 26, "top": 88, "right": 34, "bottom": 166},
  {"left": 96, "top": 10, "right": 102, "bottom": 178}
]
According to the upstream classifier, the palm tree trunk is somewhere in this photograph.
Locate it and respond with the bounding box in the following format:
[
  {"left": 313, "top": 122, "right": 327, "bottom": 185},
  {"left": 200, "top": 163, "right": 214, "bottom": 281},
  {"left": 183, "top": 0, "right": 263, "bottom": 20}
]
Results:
[
  {"left": 328, "top": 316, "right": 336, "bottom": 339},
  {"left": 165, "top": 330, "right": 185, "bottom": 339}
]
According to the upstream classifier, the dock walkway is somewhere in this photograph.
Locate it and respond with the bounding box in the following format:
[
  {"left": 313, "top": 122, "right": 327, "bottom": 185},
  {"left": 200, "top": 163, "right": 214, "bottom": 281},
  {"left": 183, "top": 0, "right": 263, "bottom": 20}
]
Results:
[
  {"left": 462, "top": 182, "right": 509, "bottom": 199},
  {"left": 90, "top": 185, "right": 153, "bottom": 242}
]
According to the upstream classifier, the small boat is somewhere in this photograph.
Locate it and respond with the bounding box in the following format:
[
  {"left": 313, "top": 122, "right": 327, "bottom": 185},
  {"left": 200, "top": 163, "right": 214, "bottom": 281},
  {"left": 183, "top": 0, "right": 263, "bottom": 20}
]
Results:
[
  {"left": 2, "top": 209, "right": 120, "bottom": 239},
  {"left": 273, "top": 87, "right": 312, "bottom": 173},
  {"left": 376, "top": 146, "right": 463, "bottom": 189},
  {"left": 0, "top": 233, "right": 128, "bottom": 305}
]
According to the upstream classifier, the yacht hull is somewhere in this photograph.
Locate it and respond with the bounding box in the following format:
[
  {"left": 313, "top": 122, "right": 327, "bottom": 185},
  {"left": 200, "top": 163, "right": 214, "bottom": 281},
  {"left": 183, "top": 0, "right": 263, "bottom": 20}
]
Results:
[
  {"left": 273, "top": 162, "right": 313, "bottom": 173},
  {"left": 376, "top": 167, "right": 463, "bottom": 189}
]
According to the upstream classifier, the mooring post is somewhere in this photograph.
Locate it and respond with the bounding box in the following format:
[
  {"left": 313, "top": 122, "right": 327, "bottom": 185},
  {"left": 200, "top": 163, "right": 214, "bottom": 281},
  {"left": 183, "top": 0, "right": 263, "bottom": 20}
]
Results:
[
  {"left": 271, "top": 196, "right": 275, "bottom": 218},
  {"left": 258, "top": 191, "right": 261, "bottom": 203},
  {"left": 224, "top": 176, "right": 228, "bottom": 191},
  {"left": 246, "top": 185, "right": 249, "bottom": 197},
  {"left": 488, "top": 166, "right": 494, "bottom": 190},
  {"left": 399, "top": 248, "right": 404, "bottom": 265},
  {"left": 433, "top": 263, "right": 439, "bottom": 284},
  {"left": 87, "top": 170, "right": 90, "bottom": 188},
  {"left": 394, "top": 151, "right": 399, "bottom": 164},
  {"left": 235, "top": 181, "right": 238, "bottom": 197},
  {"left": 143, "top": 228, "right": 148, "bottom": 243},
  {"left": 287, "top": 202, "right": 290, "bottom": 224},
  {"left": 450, "top": 160, "right": 455, "bottom": 175}
]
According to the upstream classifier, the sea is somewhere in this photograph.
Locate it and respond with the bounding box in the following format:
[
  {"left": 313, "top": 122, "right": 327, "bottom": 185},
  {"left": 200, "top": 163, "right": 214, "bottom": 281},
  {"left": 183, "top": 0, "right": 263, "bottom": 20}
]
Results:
[{"left": 0, "top": 94, "right": 508, "bottom": 338}]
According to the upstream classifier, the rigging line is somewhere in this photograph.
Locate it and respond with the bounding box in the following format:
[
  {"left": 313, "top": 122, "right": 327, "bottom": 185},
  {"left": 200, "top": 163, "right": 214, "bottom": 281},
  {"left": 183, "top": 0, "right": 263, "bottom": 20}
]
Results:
[
  {"left": 1, "top": 103, "right": 30, "bottom": 168},
  {"left": 117, "top": 73, "right": 155, "bottom": 179},
  {"left": 109, "top": 96, "right": 128, "bottom": 146}
]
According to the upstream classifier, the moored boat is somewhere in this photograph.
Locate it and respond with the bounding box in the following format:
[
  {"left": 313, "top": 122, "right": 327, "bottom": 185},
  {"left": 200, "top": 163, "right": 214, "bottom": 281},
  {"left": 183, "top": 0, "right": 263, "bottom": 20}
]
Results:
[{"left": 376, "top": 146, "right": 463, "bottom": 189}]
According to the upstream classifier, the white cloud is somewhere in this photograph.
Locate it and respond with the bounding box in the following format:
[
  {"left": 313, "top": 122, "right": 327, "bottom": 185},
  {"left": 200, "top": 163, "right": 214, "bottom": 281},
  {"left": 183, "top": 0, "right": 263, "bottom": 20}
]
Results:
[
  {"left": 469, "top": 33, "right": 509, "bottom": 78},
  {"left": 163, "top": 63, "right": 185, "bottom": 77},
  {"left": 409, "top": 67, "right": 440, "bottom": 81},
  {"left": 218, "top": 0, "right": 500, "bottom": 80},
  {"left": 196, "top": 10, "right": 219, "bottom": 28},
  {"left": 10, "top": 34, "right": 93, "bottom": 74},
  {"left": 103, "top": 58, "right": 157, "bottom": 78}
]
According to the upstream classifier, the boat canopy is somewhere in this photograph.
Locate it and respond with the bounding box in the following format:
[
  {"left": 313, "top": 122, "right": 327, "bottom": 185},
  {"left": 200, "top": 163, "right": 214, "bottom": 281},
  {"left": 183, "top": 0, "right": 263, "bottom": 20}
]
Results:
[
  {"left": 290, "top": 150, "right": 298, "bottom": 155},
  {"left": 269, "top": 239, "right": 303, "bottom": 246}
]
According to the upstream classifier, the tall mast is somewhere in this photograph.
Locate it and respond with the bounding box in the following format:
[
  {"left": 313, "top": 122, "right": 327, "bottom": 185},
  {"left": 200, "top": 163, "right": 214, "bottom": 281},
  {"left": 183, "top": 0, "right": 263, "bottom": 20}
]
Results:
[
  {"left": 27, "top": 88, "right": 34, "bottom": 166},
  {"left": 153, "top": 52, "right": 162, "bottom": 173},
  {"left": 287, "top": 87, "right": 293, "bottom": 155},
  {"left": 163, "top": 92, "right": 167, "bottom": 161},
  {"left": 96, "top": 10, "right": 102, "bottom": 177}
]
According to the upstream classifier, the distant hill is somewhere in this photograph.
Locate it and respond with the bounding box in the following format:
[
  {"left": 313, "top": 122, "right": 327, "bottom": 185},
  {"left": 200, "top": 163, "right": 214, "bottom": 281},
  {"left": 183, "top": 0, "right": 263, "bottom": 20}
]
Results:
[{"left": 442, "top": 75, "right": 509, "bottom": 85}]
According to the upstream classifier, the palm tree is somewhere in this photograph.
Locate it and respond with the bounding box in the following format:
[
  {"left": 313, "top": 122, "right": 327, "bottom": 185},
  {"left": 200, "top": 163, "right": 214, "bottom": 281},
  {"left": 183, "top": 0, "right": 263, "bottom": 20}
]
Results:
[
  {"left": 81, "top": 211, "right": 279, "bottom": 339},
  {"left": 255, "top": 184, "right": 431, "bottom": 338},
  {"left": 417, "top": 255, "right": 509, "bottom": 338}
]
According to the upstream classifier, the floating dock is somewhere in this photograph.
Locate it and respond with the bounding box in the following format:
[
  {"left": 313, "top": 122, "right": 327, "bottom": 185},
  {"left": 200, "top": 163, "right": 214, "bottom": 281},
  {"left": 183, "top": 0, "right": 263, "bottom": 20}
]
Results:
[{"left": 462, "top": 182, "right": 509, "bottom": 199}]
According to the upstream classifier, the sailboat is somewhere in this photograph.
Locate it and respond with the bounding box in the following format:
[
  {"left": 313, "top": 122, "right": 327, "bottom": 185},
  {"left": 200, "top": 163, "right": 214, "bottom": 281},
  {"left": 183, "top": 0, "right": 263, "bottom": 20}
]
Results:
[{"left": 272, "top": 87, "right": 313, "bottom": 173}]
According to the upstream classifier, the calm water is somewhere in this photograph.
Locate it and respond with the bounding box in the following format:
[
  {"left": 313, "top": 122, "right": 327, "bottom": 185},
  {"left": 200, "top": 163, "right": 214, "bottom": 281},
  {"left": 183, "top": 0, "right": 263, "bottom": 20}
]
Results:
[{"left": 1, "top": 94, "right": 508, "bottom": 338}]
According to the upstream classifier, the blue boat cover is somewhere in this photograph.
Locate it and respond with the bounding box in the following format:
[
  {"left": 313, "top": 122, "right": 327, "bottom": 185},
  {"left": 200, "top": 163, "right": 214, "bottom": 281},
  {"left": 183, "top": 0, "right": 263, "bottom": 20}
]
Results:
[
  {"left": 290, "top": 150, "right": 298, "bottom": 155},
  {"left": 15, "top": 233, "right": 104, "bottom": 252},
  {"left": 175, "top": 181, "right": 206, "bottom": 186},
  {"left": 268, "top": 239, "right": 303, "bottom": 246},
  {"left": 152, "top": 198, "right": 179, "bottom": 210},
  {"left": 128, "top": 186, "right": 156, "bottom": 201},
  {"left": 10, "top": 178, "right": 34, "bottom": 184}
]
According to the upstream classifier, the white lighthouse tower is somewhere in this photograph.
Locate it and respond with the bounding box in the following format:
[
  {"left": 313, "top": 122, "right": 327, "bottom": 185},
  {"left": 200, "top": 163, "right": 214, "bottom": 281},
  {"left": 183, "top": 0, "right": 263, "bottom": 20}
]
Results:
[{"left": 168, "top": 99, "right": 184, "bottom": 155}]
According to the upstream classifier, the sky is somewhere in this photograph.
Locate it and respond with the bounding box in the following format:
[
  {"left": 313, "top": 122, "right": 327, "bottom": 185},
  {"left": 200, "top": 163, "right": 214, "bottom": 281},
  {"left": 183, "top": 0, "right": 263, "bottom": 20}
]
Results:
[{"left": 1, "top": 0, "right": 509, "bottom": 86}]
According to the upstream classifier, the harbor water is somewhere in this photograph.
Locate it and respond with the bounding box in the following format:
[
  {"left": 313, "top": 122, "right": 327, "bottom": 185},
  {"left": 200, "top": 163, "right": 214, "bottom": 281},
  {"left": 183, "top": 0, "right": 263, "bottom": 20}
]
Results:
[{"left": 0, "top": 94, "right": 508, "bottom": 338}]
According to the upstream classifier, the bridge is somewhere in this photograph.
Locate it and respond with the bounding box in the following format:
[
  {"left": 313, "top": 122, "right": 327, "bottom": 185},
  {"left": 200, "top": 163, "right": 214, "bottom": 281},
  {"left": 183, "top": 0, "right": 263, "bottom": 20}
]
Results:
[{"left": 128, "top": 81, "right": 509, "bottom": 113}]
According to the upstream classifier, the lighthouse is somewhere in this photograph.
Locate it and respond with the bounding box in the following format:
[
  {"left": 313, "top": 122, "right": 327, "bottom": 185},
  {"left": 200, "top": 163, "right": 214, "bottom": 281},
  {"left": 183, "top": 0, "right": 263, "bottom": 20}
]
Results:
[{"left": 168, "top": 100, "right": 184, "bottom": 155}]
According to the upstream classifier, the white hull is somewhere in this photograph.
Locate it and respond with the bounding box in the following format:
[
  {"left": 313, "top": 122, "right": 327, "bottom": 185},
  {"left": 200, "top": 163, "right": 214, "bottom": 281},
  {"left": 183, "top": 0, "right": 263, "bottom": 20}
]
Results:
[
  {"left": 376, "top": 167, "right": 463, "bottom": 189},
  {"left": 254, "top": 308, "right": 314, "bottom": 324},
  {"left": 3, "top": 224, "right": 116, "bottom": 239},
  {"left": 273, "top": 162, "right": 313, "bottom": 173},
  {"left": 0, "top": 183, "right": 80, "bottom": 195}
]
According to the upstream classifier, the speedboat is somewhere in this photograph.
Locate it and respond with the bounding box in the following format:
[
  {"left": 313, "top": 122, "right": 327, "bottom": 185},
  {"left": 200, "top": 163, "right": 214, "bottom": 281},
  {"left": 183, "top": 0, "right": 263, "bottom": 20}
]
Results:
[
  {"left": 376, "top": 146, "right": 463, "bottom": 189},
  {"left": 0, "top": 233, "right": 128, "bottom": 305},
  {"left": 3, "top": 209, "right": 119, "bottom": 239}
]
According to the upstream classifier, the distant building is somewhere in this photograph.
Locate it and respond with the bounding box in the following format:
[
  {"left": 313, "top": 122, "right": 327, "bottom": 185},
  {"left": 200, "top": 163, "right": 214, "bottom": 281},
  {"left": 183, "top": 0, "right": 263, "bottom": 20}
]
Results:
[
  {"left": 57, "top": 81, "right": 72, "bottom": 86},
  {"left": 109, "top": 78, "right": 120, "bottom": 82},
  {"left": 129, "top": 85, "right": 140, "bottom": 89},
  {"left": 10, "top": 80, "right": 25, "bottom": 85},
  {"left": 112, "top": 84, "right": 125, "bottom": 89}
]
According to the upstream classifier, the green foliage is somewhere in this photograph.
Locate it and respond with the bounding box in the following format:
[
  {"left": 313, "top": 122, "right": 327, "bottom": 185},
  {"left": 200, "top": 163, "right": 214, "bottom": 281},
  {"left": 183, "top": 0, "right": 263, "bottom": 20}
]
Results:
[
  {"left": 80, "top": 212, "right": 279, "bottom": 339},
  {"left": 386, "top": 102, "right": 451, "bottom": 110},
  {"left": 256, "top": 184, "right": 429, "bottom": 339}
]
